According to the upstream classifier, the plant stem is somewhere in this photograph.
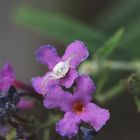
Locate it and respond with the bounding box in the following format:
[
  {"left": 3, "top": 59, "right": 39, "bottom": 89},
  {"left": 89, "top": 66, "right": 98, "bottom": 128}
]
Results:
[
  {"left": 79, "top": 60, "right": 140, "bottom": 75},
  {"left": 95, "top": 83, "right": 125, "bottom": 103},
  {"left": 13, "top": 80, "right": 43, "bottom": 101},
  {"left": 13, "top": 80, "right": 34, "bottom": 92}
]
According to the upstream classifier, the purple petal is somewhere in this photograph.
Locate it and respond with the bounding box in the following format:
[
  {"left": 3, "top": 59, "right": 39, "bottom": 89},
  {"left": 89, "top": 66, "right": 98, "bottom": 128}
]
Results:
[
  {"left": 56, "top": 112, "right": 81, "bottom": 138},
  {"left": 36, "top": 45, "right": 61, "bottom": 70},
  {"left": 74, "top": 75, "right": 96, "bottom": 103},
  {"left": 17, "top": 98, "right": 34, "bottom": 110},
  {"left": 81, "top": 103, "right": 110, "bottom": 131},
  {"left": 60, "top": 67, "right": 78, "bottom": 88},
  {"left": 43, "top": 86, "right": 73, "bottom": 112},
  {"left": 62, "top": 40, "right": 89, "bottom": 67},
  {"left": 32, "top": 72, "right": 58, "bottom": 95},
  {"left": 32, "top": 76, "right": 43, "bottom": 95},
  {"left": 0, "top": 62, "right": 15, "bottom": 92}
]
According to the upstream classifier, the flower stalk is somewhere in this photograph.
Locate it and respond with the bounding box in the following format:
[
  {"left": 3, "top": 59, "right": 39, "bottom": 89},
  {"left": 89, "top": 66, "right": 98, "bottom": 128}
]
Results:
[{"left": 79, "top": 60, "right": 140, "bottom": 75}]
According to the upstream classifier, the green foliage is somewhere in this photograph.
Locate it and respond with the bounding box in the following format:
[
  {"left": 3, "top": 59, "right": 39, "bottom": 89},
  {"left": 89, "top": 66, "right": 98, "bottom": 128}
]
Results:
[
  {"left": 134, "top": 96, "right": 140, "bottom": 112},
  {"left": 95, "top": 0, "right": 140, "bottom": 31},
  {"left": 94, "top": 28, "right": 124, "bottom": 59},
  {"left": 13, "top": 6, "right": 106, "bottom": 54},
  {"left": 95, "top": 83, "right": 124, "bottom": 103},
  {"left": 95, "top": 0, "right": 140, "bottom": 59},
  {"left": 90, "top": 0, "right": 140, "bottom": 106}
]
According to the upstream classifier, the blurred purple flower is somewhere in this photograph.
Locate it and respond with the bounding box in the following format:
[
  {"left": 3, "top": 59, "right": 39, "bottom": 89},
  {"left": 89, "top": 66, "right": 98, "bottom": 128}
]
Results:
[
  {"left": 0, "top": 62, "right": 34, "bottom": 110},
  {"left": 32, "top": 40, "right": 89, "bottom": 96},
  {"left": 17, "top": 98, "right": 34, "bottom": 110},
  {"left": 44, "top": 75, "right": 110, "bottom": 138},
  {"left": 0, "top": 62, "right": 15, "bottom": 93}
]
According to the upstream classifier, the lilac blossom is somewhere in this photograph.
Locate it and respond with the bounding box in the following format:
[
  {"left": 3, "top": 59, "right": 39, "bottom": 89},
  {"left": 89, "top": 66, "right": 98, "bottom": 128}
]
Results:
[
  {"left": 17, "top": 97, "right": 34, "bottom": 110},
  {"left": 0, "top": 62, "right": 15, "bottom": 93},
  {"left": 32, "top": 40, "right": 89, "bottom": 96},
  {"left": 0, "top": 62, "right": 33, "bottom": 110},
  {"left": 43, "top": 75, "right": 110, "bottom": 138}
]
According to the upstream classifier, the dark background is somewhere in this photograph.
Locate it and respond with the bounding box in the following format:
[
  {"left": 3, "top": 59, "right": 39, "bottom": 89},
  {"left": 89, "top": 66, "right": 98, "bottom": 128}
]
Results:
[{"left": 0, "top": 1, "right": 140, "bottom": 140}]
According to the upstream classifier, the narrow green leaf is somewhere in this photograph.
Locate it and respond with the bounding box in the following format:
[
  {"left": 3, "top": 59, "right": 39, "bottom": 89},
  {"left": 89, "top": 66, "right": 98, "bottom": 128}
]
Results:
[
  {"left": 96, "top": 73, "right": 109, "bottom": 94},
  {"left": 94, "top": 28, "right": 124, "bottom": 59},
  {"left": 122, "top": 19, "right": 140, "bottom": 47},
  {"left": 95, "top": 83, "right": 125, "bottom": 103},
  {"left": 95, "top": 0, "right": 140, "bottom": 31},
  {"left": 13, "top": 6, "right": 106, "bottom": 54},
  {"left": 133, "top": 96, "right": 140, "bottom": 112}
]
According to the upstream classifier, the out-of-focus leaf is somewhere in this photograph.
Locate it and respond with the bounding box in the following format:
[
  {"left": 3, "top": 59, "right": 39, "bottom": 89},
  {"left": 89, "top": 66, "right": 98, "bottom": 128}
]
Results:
[
  {"left": 13, "top": 6, "right": 106, "bottom": 54},
  {"left": 94, "top": 28, "right": 124, "bottom": 59},
  {"left": 122, "top": 19, "right": 140, "bottom": 47},
  {"left": 133, "top": 96, "right": 140, "bottom": 112},
  {"left": 94, "top": 0, "right": 140, "bottom": 60},
  {"left": 44, "top": 130, "right": 49, "bottom": 140},
  {"left": 95, "top": 0, "right": 140, "bottom": 31},
  {"left": 95, "top": 83, "right": 124, "bottom": 103},
  {"left": 6, "top": 130, "right": 16, "bottom": 140},
  {"left": 96, "top": 73, "right": 109, "bottom": 94}
]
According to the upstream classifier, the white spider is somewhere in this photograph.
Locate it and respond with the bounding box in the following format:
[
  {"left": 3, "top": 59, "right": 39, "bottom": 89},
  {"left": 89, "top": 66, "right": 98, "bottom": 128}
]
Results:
[{"left": 41, "top": 56, "right": 74, "bottom": 95}]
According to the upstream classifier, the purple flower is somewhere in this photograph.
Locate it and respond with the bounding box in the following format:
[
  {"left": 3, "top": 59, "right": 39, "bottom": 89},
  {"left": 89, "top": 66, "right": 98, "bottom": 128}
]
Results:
[
  {"left": 0, "top": 62, "right": 34, "bottom": 110},
  {"left": 32, "top": 40, "right": 89, "bottom": 96},
  {"left": 0, "top": 62, "right": 15, "bottom": 93},
  {"left": 17, "top": 97, "right": 34, "bottom": 110},
  {"left": 43, "top": 75, "right": 110, "bottom": 138}
]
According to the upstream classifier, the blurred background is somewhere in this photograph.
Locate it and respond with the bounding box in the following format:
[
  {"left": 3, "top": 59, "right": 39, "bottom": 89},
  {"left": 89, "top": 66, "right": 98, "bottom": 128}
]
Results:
[{"left": 0, "top": 0, "right": 140, "bottom": 140}]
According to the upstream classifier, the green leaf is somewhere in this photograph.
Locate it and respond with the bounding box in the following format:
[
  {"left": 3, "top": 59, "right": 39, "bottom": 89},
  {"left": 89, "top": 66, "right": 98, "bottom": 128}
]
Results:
[
  {"left": 122, "top": 19, "right": 140, "bottom": 47},
  {"left": 108, "top": 20, "right": 140, "bottom": 59},
  {"left": 94, "top": 0, "right": 140, "bottom": 59},
  {"left": 95, "top": 0, "right": 140, "bottom": 31},
  {"left": 94, "top": 28, "right": 124, "bottom": 59},
  {"left": 133, "top": 96, "right": 140, "bottom": 112},
  {"left": 95, "top": 83, "right": 125, "bottom": 103},
  {"left": 13, "top": 6, "right": 106, "bottom": 54},
  {"left": 96, "top": 73, "right": 109, "bottom": 93}
]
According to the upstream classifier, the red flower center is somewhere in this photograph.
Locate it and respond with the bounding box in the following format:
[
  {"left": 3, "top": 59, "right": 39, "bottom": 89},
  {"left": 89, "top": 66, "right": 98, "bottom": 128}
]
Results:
[{"left": 73, "top": 102, "right": 84, "bottom": 114}]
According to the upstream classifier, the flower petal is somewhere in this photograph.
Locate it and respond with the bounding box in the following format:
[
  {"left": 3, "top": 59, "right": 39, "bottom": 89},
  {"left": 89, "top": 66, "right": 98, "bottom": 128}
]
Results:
[
  {"left": 43, "top": 86, "right": 73, "bottom": 112},
  {"left": 74, "top": 75, "right": 96, "bottom": 103},
  {"left": 17, "top": 98, "right": 34, "bottom": 110},
  {"left": 31, "top": 72, "right": 58, "bottom": 95},
  {"left": 56, "top": 112, "right": 81, "bottom": 138},
  {"left": 81, "top": 103, "right": 110, "bottom": 131},
  {"left": 62, "top": 40, "right": 89, "bottom": 67},
  {"left": 60, "top": 67, "right": 78, "bottom": 88},
  {"left": 0, "top": 62, "right": 15, "bottom": 92},
  {"left": 36, "top": 45, "right": 61, "bottom": 70}
]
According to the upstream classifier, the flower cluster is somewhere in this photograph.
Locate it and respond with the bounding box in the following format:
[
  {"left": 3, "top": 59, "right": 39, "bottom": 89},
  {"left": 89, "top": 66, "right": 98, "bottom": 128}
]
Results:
[
  {"left": 0, "top": 62, "right": 15, "bottom": 93},
  {"left": 0, "top": 62, "right": 34, "bottom": 110},
  {"left": 32, "top": 40, "right": 110, "bottom": 138},
  {"left": 0, "top": 62, "right": 35, "bottom": 139}
]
